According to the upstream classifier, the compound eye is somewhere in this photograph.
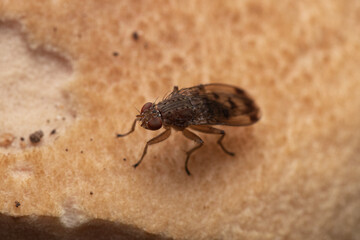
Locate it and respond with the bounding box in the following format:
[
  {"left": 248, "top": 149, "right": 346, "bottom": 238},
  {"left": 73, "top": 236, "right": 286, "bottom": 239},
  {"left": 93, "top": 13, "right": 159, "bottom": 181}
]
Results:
[
  {"left": 141, "top": 102, "right": 153, "bottom": 113},
  {"left": 147, "top": 117, "right": 162, "bottom": 130}
]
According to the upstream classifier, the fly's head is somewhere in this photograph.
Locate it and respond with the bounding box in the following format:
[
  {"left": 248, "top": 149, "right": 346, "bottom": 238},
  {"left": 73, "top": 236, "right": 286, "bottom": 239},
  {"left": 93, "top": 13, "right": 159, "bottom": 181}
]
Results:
[{"left": 136, "top": 102, "right": 162, "bottom": 131}]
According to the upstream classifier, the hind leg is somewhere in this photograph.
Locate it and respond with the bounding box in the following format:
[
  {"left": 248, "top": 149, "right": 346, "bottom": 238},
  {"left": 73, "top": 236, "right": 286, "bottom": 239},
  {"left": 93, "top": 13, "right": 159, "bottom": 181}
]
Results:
[{"left": 189, "top": 125, "right": 235, "bottom": 156}]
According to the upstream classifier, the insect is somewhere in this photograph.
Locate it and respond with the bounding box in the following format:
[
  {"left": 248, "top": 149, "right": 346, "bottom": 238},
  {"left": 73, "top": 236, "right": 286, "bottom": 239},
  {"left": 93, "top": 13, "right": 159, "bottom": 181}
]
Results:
[{"left": 117, "top": 83, "right": 261, "bottom": 175}]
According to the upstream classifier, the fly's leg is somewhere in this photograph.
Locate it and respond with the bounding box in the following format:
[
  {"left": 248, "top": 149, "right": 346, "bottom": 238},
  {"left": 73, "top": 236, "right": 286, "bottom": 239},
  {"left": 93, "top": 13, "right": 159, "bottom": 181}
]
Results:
[
  {"left": 190, "top": 125, "right": 235, "bottom": 156},
  {"left": 116, "top": 119, "right": 138, "bottom": 137},
  {"left": 133, "top": 128, "right": 171, "bottom": 169},
  {"left": 182, "top": 129, "right": 204, "bottom": 176}
]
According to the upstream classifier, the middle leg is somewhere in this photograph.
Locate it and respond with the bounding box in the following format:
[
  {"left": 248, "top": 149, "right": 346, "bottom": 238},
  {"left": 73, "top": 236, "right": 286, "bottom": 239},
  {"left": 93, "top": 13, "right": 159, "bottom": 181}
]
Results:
[{"left": 182, "top": 128, "right": 204, "bottom": 175}]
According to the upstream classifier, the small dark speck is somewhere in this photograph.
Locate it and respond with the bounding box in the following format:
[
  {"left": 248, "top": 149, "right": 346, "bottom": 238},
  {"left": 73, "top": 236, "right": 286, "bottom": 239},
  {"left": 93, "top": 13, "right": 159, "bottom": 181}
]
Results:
[
  {"left": 223, "top": 109, "right": 230, "bottom": 119},
  {"left": 80, "top": 150, "right": 84, "bottom": 154},
  {"left": 250, "top": 112, "right": 259, "bottom": 122},
  {"left": 235, "top": 88, "right": 245, "bottom": 95},
  {"left": 50, "top": 129, "right": 56, "bottom": 135},
  {"left": 123, "top": 158, "right": 126, "bottom": 161},
  {"left": 90, "top": 192, "right": 93, "bottom": 195},
  {"left": 46, "top": 119, "right": 50, "bottom": 123},
  {"left": 65, "top": 148, "right": 68, "bottom": 152},
  {"left": 113, "top": 52, "right": 119, "bottom": 57},
  {"left": 132, "top": 31, "right": 139, "bottom": 41},
  {"left": 62, "top": 117, "right": 66, "bottom": 121},
  {"left": 228, "top": 98, "right": 237, "bottom": 109},
  {"left": 15, "top": 201, "right": 21, "bottom": 208},
  {"left": 244, "top": 98, "right": 254, "bottom": 109},
  {"left": 20, "top": 137, "right": 25, "bottom": 141},
  {"left": 53, "top": 27, "right": 57, "bottom": 32},
  {"left": 29, "top": 130, "right": 44, "bottom": 143},
  {"left": 90, "top": 138, "right": 93, "bottom": 141}
]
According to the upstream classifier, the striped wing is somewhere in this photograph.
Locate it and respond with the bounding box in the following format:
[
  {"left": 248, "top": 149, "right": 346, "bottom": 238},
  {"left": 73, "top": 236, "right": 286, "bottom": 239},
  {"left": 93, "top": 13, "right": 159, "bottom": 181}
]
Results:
[{"left": 167, "top": 83, "right": 261, "bottom": 126}]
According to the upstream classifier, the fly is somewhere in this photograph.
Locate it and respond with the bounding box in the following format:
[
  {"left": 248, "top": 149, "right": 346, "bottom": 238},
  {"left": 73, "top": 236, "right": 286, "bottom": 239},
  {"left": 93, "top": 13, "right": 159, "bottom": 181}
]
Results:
[{"left": 117, "top": 83, "right": 261, "bottom": 175}]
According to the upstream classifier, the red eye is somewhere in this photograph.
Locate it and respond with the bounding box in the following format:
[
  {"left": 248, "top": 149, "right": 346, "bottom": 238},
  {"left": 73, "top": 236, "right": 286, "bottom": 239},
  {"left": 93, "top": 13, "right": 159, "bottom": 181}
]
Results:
[
  {"left": 147, "top": 117, "right": 162, "bottom": 130},
  {"left": 141, "top": 102, "right": 153, "bottom": 113}
]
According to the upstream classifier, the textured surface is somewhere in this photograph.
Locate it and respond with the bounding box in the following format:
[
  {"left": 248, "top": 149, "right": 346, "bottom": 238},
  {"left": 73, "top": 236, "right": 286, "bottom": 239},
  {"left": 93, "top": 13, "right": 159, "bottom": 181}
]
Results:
[
  {"left": 0, "top": 21, "right": 74, "bottom": 153},
  {"left": 0, "top": 1, "right": 360, "bottom": 239}
]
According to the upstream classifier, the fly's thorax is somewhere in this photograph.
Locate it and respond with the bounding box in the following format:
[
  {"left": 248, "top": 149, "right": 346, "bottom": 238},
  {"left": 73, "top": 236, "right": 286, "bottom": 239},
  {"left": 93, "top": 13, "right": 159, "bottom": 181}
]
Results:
[
  {"left": 137, "top": 102, "right": 163, "bottom": 130},
  {"left": 156, "top": 97, "right": 196, "bottom": 128}
]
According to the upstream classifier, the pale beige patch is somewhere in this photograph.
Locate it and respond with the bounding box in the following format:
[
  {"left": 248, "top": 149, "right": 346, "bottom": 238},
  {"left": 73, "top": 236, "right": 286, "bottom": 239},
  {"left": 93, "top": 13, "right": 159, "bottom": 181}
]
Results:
[
  {"left": 0, "top": 21, "right": 75, "bottom": 153},
  {"left": 60, "top": 199, "right": 90, "bottom": 228}
]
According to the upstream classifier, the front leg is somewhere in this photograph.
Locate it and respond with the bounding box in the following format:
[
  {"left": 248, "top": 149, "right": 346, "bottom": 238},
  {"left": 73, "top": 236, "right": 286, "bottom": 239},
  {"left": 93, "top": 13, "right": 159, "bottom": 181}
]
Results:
[
  {"left": 133, "top": 128, "right": 171, "bottom": 169},
  {"left": 116, "top": 119, "right": 138, "bottom": 137}
]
